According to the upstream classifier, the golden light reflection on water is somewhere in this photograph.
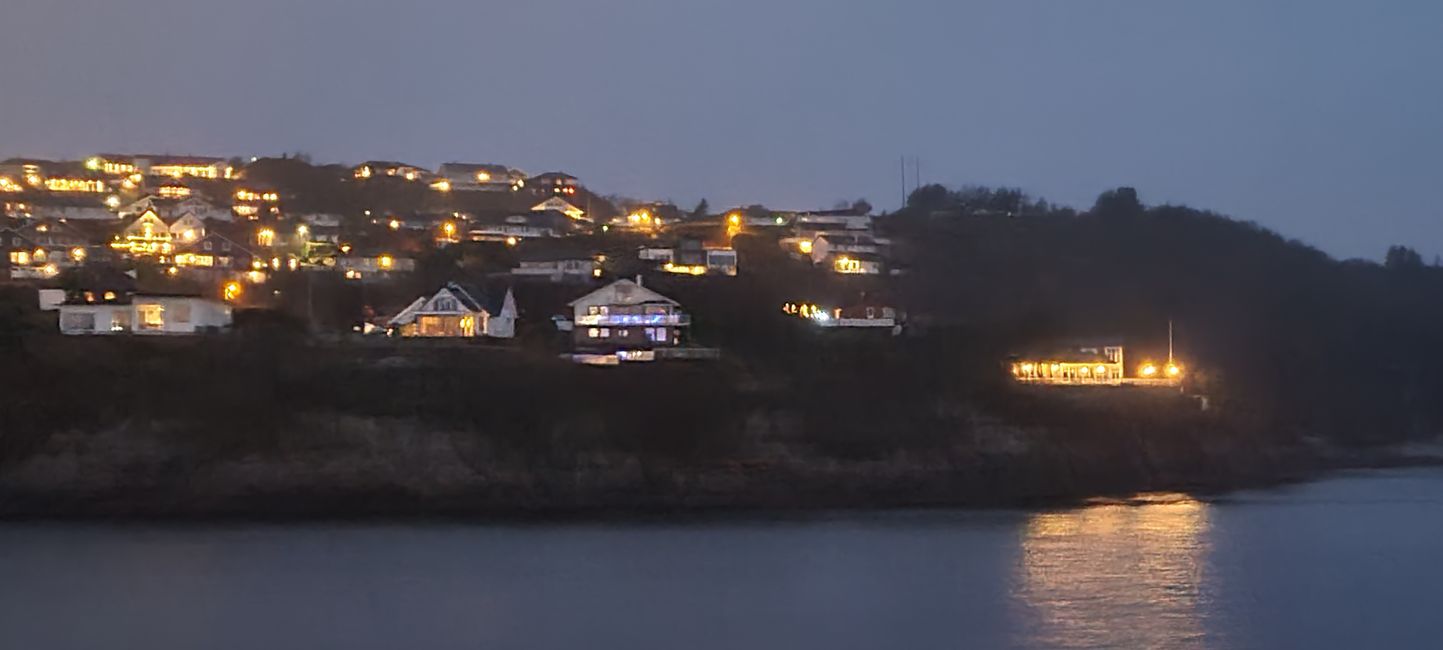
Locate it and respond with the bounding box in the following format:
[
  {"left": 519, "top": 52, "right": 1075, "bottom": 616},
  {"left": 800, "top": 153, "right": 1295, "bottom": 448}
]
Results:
[{"left": 1014, "top": 494, "right": 1213, "bottom": 649}]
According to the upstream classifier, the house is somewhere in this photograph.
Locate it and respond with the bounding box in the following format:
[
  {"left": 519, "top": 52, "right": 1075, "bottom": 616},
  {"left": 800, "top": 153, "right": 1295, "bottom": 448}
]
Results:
[
  {"left": 168, "top": 212, "right": 207, "bottom": 245},
  {"left": 57, "top": 291, "right": 232, "bottom": 335},
  {"left": 828, "top": 252, "right": 884, "bottom": 275},
  {"left": 298, "top": 213, "right": 343, "bottom": 228},
  {"left": 651, "top": 238, "right": 738, "bottom": 276},
  {"left": 609, "top": 207, "right": 665, "bottom": 232},
  {"left": 42, "top": 169, "right": 109, "bottom": 194},
  {"left": 1010, "top": 342, "right": 1127, "bottom": 385},
  {"left": 26, "top": 201, "right": 115, "bottom": 221},
  {"left": 2, "top": 220, "right": 94, "bottom": 277},
  {"left": 173, "top": 197, "right": 232, "bottom": 222},
  {"left": 784, "top": 302, "right": 900, "bottom": 331},
  {"left": 809, "top": 233, "right": 882, "bottom": 265},
  {"left": 512, "top": 242, "right": 601, "bottom": 282},
  {"left": 353, "top": 160, "right": 427, "bottom": 181},
  {"left": 437, "top": 163, "right": 525, "bottom": 191},
  {"left": 156, "top": 179, "right": 193, "bottom": 198},
  {"left": 528, "top": 171, "right": 579, "bottom": 196},
  {"left": 337, "top": 252, "right": 416, "bottom": 279},
  {"left": 387, "top": 281, "right": 517, "bottom": 338},
  {"left": 173, "top": 231, "right": 259, "bottom": 274},
  {"left": 3, "top": 230, "right": 59, "bottom": 279},
  {"left": 0, "top": 158, "right": 48, "bottom": 185},
  {"left": 111, "top": 209, "right": 174, "bottom": 257},
  {"left": 531, "top": 197, "right": 587, "bottom": 221},
  {"left": 569, "top": 278, "right": 688, "bottom": 351},
  {"left": 136, "top": 155, "right": 233, "bottom": 180},
  {"left": 118, "top": 195, "right": 230, "bottom": 221},
  {"left": 788, "top": 208, "right": 873, "bottom": 232},
  {"left": 86, "top": 155, "right": 139, "bottom": 176},
  {"left": 470, "top": 210, "right": 581, "bottom": 242}
]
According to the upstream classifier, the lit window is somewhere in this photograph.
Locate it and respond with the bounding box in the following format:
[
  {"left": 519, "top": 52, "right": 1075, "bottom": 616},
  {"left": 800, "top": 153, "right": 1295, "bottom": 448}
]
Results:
[
  {"left": 600, "top": 328, "right": 610, "bottom": 338},
  {"left": 588, "top": 328, "right": 600, "bottom": 338},
  {"left": 137, "top": 304, "right": 165, "bottom": 330}
]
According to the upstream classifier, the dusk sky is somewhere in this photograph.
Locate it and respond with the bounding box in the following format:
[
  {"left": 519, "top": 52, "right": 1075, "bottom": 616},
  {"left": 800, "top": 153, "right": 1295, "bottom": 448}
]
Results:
[{"left": 2, "top": 0, "right": 1440, "bottom": 260}]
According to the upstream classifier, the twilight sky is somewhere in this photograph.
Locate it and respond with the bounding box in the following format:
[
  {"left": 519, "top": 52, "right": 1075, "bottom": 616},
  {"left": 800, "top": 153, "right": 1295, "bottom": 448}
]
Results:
[{"left": 2, "top": 0, "right": 1440, "bottom": 259}]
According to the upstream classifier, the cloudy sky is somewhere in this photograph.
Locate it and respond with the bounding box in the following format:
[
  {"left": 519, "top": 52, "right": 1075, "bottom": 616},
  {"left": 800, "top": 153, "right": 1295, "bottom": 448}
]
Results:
[{"left": 2, "top": 0, "right": 1440, "bottom": 259}]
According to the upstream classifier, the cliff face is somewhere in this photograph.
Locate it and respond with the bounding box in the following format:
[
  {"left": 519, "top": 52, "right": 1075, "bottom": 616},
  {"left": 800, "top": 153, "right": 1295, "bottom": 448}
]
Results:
[
  {"left": 0, "top": 397, "right": 1328, "bottom": 518},
  {"left": 0, "top": 337, "right": 1400, "bottom": 518}
]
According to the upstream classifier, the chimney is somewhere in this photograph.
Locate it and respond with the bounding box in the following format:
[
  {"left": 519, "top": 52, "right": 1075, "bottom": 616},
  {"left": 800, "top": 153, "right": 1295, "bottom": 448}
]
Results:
[{"left": 634, "top": 274, "right": 643, "bottom": 288}]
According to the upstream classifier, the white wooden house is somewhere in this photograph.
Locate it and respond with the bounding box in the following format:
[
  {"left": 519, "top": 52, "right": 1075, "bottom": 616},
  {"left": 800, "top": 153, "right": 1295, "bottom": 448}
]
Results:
[
  {"left": 387, "top": 281, "right": 516, "bottom": 338},
  {"left": 58, "top": 293, "right": 232, "bottom": 335},
  {"left": 168, "top": 212, "right": 207, "bottom": 244}
]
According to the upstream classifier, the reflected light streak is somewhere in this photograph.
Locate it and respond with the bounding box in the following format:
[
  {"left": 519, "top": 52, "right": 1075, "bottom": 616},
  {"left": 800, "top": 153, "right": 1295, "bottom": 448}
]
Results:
[{"left": 1014, "top": 494, "right": 1213, "bottom": 649}]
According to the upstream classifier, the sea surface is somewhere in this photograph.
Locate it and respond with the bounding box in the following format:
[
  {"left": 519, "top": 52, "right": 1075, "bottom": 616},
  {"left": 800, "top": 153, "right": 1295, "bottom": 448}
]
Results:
[{"left": 2, "top": 468, "right": 1442, "bottom": 649}]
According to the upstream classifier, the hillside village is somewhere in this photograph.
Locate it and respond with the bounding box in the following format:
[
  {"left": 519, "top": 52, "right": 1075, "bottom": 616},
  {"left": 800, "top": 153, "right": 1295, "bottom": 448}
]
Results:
[
  {"left": 2, "top": 153, "right": 1039, "bottom": 367},
  {"left": 6, "top": 151, "right": 1443, "bottom": 515}
]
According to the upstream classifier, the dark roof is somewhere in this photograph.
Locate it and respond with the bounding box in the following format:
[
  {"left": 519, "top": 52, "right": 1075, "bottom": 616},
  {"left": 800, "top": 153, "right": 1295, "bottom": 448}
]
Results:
[
  {"left": 531, "top": 171, "right": 578, "bottom": 182},
  {"left": 356, "top": 160, "right": 420, "bottom": 169},
  {"left": 447, "top": 278, "right": 512, "bottom": 315},
  {"left": 785, "top": 208, "right": 869, "bottom": 217},
  {"left": 440, "top": 162, "right": 518, "bottom": 175},
  {"left": 516, "top": 238, "right": 598, "bottom": 262},
  {"left": 137, "top": 155, "right": 227, "bottom": 165},
  {"left": 818, "top": 233, "right": 880, "bottom": 246},
  {"left": 1016, "top": 340, "right": 1126, "bottom": 362}
]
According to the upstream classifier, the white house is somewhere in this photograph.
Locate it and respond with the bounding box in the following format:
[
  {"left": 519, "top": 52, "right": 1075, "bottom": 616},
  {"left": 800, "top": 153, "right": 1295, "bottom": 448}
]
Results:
[
  {"left": 168, "top": 212, "right": 207, "bottom": 244},
  {"left": 58, "top": 293, "right": 232, "bottom": 335},
  {"left": 387, "top": 281, "right": 516, "bottom": 338}
]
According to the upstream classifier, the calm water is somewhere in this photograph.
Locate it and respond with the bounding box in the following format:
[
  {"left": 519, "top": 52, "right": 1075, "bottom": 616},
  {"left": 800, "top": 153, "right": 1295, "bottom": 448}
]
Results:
[{"left": 3, "top": 468, "right": 1442, "bottom": 649}]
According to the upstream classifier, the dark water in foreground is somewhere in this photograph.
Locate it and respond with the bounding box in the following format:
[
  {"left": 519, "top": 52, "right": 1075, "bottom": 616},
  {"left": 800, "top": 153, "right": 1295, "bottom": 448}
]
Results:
[{"left": 2, "top": 468, "right": 1442, "bottom": 649}]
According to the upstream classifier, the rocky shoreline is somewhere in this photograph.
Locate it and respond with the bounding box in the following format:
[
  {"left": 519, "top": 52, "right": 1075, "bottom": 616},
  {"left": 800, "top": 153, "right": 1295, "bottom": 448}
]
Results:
[{"left": 2, "top": 414, "right": 1432, "bottom": 521}]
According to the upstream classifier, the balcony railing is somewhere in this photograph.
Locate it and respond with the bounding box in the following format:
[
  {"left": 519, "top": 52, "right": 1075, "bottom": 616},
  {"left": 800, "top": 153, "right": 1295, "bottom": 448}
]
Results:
[{"left": 575, "top": 313, "right": 690, "bottom": 327}]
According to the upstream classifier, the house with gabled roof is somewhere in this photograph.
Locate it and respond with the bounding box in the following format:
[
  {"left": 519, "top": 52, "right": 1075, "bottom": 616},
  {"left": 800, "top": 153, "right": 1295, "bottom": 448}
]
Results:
[
  {"left": 568, "top": 277, "right": 688, "bottom": 351},
  {"left": 438, "top": 163, "right": 525, "bottom": 191},
  {"left": 168, "top": 212, "right": 207, "bottom": 245},
  {"left": 531, "top": 196, "right": 586, "bottom": 221},
  {"left": 353, "top": 160, "right": 427, "bottom": 181},
  {"left": 174, "top": 230, "right": 259, "bottom": 274},
  {"left": 387, "top": 280, "right": 517, "bottom": 338},
  {"left": 112, "top": 209, "right": 174, "bottom": 257},
  {"left": 512, "top": 240, "right": 601, "bottom": 282},
  {"left": 528, "top": 171, "right": 579, "bottom": 196}
]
